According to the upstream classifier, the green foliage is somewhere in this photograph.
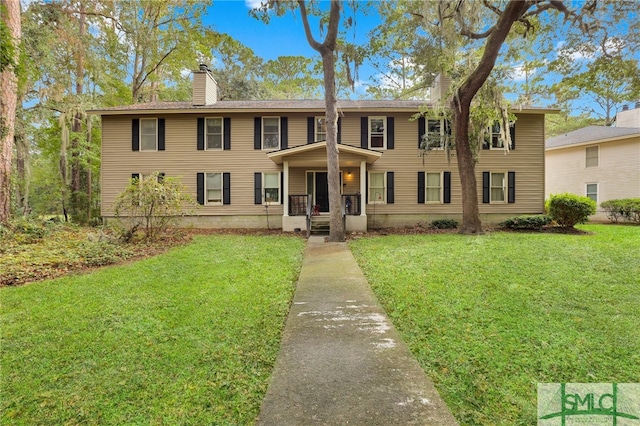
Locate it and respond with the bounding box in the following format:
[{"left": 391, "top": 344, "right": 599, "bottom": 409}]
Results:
[
  {"left": 546, "top": 193, "right": 597, "bottom": 228},
  {"left": 430, "top": 218, "right": 458, "bottom": 229},
  {"left": 113, "top": 172, "right": 197, "bottom": 240},
  {"left": 0, "top": 4, "right": 16, "bottom": 73},
  {"left": 350, "top": 225, "right": 640, "bottom": 425},
  {"left": 500, "top": 215, "right": 552, "bottom": 230},
  {"left": 1, "top": 235, "right": 304, "bottom": 424},
  {"left": 600, "top": 198, "right": 640, "bottom": 224}
]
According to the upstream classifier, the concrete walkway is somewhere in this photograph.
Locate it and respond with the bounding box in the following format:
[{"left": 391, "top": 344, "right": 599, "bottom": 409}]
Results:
[{"left": 256, "top": 237, "right": 459, "bottom": 425}]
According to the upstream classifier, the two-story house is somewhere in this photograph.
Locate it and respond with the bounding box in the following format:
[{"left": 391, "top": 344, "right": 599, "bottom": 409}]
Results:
[
  {"left": 93, "top": 66, "right": 554, "bottom": 232},
  {"left": 546, "top": 105, "right": 640, "bottom": 220}
]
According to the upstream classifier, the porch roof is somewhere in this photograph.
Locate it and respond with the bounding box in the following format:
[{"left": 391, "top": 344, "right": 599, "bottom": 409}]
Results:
[{"left": 267, "top": 141, "right": 382, "bottom": 167}]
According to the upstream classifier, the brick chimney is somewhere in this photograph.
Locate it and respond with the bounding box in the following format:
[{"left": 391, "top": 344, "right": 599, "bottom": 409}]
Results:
[{"left": 193, "top": 64, "right": 217, "bottom": 106}]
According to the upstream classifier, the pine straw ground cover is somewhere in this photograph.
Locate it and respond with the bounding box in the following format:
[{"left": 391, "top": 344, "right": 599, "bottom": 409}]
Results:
[
  {"left": 1, "top": 233, "right": 305, "bottom": 425},
  {"left": 350, "top": 224, "right": 640, "bottom": 425}
]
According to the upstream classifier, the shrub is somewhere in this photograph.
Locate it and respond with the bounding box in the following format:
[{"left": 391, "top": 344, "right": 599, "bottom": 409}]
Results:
[
  {"left": 113, "top": 172, "right": 197, "bottom": 240},
  {"left": 430, "top": 219, "right": 458, "bottom": 229},
  {"left": 500, "top": 215, "right": 552, "bottom": 231},
  {"left": 546, "top": 193, "right": 596, "bottom": 228},
  {"left": 601, "top": 198, "right": 640, "bottom": 224},
  {"left": 77, "top": 240, "right": 134, "bottom": 267}
]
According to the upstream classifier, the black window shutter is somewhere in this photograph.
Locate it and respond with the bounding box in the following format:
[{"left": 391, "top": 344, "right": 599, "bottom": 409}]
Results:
[
  {"left": 281, "top": 117, "right": 288, "bottom": 149},
  {"left": 417, "top": 171, "right": 425, "bottom": 204},
  {"left": 508, "top": 171, "right": 516, "bottom": 203},
  {"left": 254, "top": 172, "right": 262, "bottom": 204},
  {"left": 132, "top": 119, "right": 140, "bottom": 151},
  {"left": 337, "top": 117, "right": 342, "bottom": 144},
  {"left": 443, "top": 171, "right": 451, "bottom": 204},
  {"left": 197, "top": 172, "right": 204, "bottom": 205},
  {"left": 197, "top": 118, "right": 204, "bottom": 150},
  {"left": 280, "top": 172, "right": 284, "bottom": 204},
  {"left": 387, "top": 117, "right": 394, "bottom": 149},
  {"left": 254, "top": 117, "right": 261, "bottom": 150},
  {"left": 361, "top": 117, "right": 368, "bottom": 149},
  {"left": 307, "top": 117, "right": 315, "bottom": 143},
  {"left": 418, "top": 117, "right": 425, "bottom": 148},
  {"left": 224, "top": 117, "right": 231, "bottom": 150},
  {"left": 387, "top": 172, "right": 394, "bottom": 204},
  {"left": 510, "top": 124, "right": 516, "bottom": 150},
  {"left": 223, "top": 172, "right": 231, "bottom": 205},
  {"left": 157, "top": 118, "right": 165, "bottom": 150},
  {"left": 482, "top": 171, "right": 490, "bottom": 203}
]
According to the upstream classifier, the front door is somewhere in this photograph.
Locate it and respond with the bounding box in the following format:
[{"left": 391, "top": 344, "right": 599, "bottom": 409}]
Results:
[{"left": 315, "top": 172, "right": 329, "bottom": 212}]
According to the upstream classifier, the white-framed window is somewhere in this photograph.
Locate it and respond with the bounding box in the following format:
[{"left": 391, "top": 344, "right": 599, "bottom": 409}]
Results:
[
  {"left": 586, "top": 146, "right": 599, "bottom": 168},
  {"left": 263, "top": 172, "right": 281, "bottom": 204},
  {"left": 206, "top": 172, "right": 223, "bottom": 205},
  {"left": 490, "top": 172, "right": 506, "bottom": 203},
  {"left": 485, "top": 122, "right": 506, "bottom": 149},
  {"left": 262, "top": 117, "right": 280, "bottom": 150},
  {"left": 586, "top": 183, "right": 598, "bottom": 202},
  {"left": 140, "top": 118, "right": 157, "bottom": 151},
  {"left": 426, "top": 172, "right": 442, "bottom": 203},
  {"left": 369, "top": 172, "right": 386, "bottom": 203},
  {"left": 426, "top": 119, "right": 445, "bottom": 150},
  {"left": 369, "top": 117, "right": 386, "bottom": 149},
  {"left": 315, "top": 117, "right": 326, "bottom": 142},
  {"left": 206, "top": 117, "right": 223, "bottom": 150}
]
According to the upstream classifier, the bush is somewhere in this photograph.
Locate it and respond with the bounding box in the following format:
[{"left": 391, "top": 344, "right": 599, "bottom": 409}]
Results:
[
  {"left": 430, "top": 219, "right": 458, "bottom": 229},
  {"left": 77, "top": 240, "right": 134, "bottom": 267},
  {"left": 546, "top": 193, "right": 596, "bottom": 228},
  {"left": 601, "top": 198, "right": 640, "bottom": 224},
  {"left": 500, "top": 215, "right": 552, "bottom": 230}
]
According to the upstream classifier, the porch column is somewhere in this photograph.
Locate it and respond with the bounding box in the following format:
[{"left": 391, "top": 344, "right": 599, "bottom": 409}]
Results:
[
  {"left": 283, "top": 160, "right": 289, "bottom": 217},
  {"left": 360, "top": 160, "right": 366, "bottom": 216}
]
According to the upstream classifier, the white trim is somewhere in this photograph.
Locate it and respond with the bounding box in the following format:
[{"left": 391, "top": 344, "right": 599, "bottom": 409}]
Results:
[
  {"left": 205, "top": 172, "right": 223, "bottom": 205},
  {"left": 585, "top": 145, "right": 599, "bottom": 168},
  {"left": 368, "top": 116, "right": 387, "bottom": 150},
  {"left": 368, "top": 171, "right": 386, "bottom": 204},
  {"left": 262, "top": 116, "right": 281, "bottom": 150},
  {"left": 205, "top": 117, "right": 224, "bottom": 150},
  {"left": 283, "top": 162, "right": 289, "bottom": 216},
  {"left": 489, "top": 171, "right": 507, "bottom": 204},
  {"left": 139, "top": 117, "right": 158, "bottom": 151},
  {"left": 425, "top": 171, "right": 443, "bottom": 204},
  {"left": 360, "top": 161, "right": 367, "bottom": 216}
]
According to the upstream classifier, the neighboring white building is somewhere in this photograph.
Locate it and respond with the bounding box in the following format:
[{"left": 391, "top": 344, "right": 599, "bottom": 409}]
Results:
[{"left": 545, "top": 104, "right": 640, "bottom": 220}]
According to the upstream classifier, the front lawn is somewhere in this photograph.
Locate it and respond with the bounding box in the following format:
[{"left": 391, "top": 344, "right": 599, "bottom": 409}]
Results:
[
  {"left": 350, "top": 224, "right": 640, "bottom": 425},
  {"left": 1, "top": 235, "right": 305, "bottom": 425}
]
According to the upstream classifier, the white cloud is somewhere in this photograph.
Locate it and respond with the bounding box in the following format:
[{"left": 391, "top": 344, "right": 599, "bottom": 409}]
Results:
[
  {"left": 511, "top": 64, "right": 536, "bottom": 82},
  {"left": 245, "top": 0, "right": 263, "bottom": 9}
]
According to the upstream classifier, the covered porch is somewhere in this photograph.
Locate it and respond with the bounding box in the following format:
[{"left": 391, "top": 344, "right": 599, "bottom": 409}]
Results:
[{"left": 267, "top": 142, "right": 381, "bottom": 233}]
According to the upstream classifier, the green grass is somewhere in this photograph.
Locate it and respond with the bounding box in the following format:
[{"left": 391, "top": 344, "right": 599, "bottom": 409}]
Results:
[
  {"left": 350, "top": 224, "right": 640, "bottom": 425},
  {"left": 1, "top": 235, "right": 305, "bottom": 425}
]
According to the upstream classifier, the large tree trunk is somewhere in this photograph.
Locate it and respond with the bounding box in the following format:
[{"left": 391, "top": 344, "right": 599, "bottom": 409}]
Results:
[
  {"left": 322, "top": 50, "right": 345, "bottom": 241},
  {"left": 0, "top": 0, "right": 21, "bottom": 223},
  {"left": 70, "top": 3, "right": 85, "bottom": 195},
  {"left": 451, "top": 0, "right": 531, "bottom": 234}
]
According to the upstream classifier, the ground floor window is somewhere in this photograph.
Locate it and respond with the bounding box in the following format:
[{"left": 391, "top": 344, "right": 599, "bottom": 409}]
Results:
[
  {"left": 586, "top": 183, "right": 598, "bottom": 202},
  {"left": 369, "top": 172, "right": 386, "bottom": 203},
  {"left": 206, "top": 173, "right": 222, "bottom": 205},
  {"left": 491, "top": 172, "right": 506, "bottom": 203},
  {"left": 426, "top": 172, "right": 441, "bottom": 202},
  {"left": 264, "top": 172, "right": 281, "bottom": 204}
]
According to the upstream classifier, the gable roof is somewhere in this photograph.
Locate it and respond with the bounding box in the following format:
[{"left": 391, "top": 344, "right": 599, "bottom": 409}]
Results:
[{"left": 546, "top": 126, "right": 640, "bottom": 150}]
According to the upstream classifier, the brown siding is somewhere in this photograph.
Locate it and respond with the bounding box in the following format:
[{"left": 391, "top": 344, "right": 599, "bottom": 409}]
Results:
[{"left": 101, "top": 111, "right": 547, "bottom": 221}]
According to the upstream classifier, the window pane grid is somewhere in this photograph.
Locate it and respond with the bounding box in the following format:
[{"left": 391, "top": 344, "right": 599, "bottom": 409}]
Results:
[
  {"left": 426, "top": 172, "right": 441, "bottom": 202},
  {"left": 586, "top": 184, "right": 597, "bottom": 202},
  {"left": 264, "top": 172, "right": 280, "bottom": 203},
  {"left": 206, "top": 118, "right": 223, "bottom": 149},
  {"left": 263, "top": 118, "right": 280, "bottom": 149},
  {"left": 140, "top": 119, "right": 157, "bottom": 151},
  {"left": 491, "top": 172, "right": 506, "bottom": 202},
  {"left": 206, "top": 173, "right": 222, "bottom": 204},
  {"left": 316, "top": 117, "right": 326, "bottom": 141},
  {"left": 369, "top": 172, "right": 385, "bottom": 202},
  {"left": 586, "top": 146, "right": 598, "bottom": 168},
  {"left": 369, "top": 118, "right": 385, "bottom": 148}
]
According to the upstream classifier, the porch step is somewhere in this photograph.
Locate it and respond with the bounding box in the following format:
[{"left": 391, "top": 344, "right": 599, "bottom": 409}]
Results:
[{"left": 310, "top": 216, "right": 330, "bottom": 235}]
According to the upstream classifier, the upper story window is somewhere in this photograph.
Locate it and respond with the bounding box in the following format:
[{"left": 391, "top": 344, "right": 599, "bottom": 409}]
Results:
[
  {"left": 486, "top": 122, "right": 505, "bottom": 149},
  {"left": 586, "top": 146, "right": 599, "bottom": 168},
  {"left": 206, "top": 118, "right": 223, "bottom": 150},
  {"left": 262, "top": 117, "right": 280, "bottom": 150},
  {"left": 426, "top": 119, "right": 447, "bottom": 150},
  {"left": 369, "top": 117, "right": 386, "bottom": 149},
  {"left": 140, "top": 118, "right": 157, "bottom": 151},
  {"left": 315, "top": 117, "right": 327, "bottom": 142}
]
